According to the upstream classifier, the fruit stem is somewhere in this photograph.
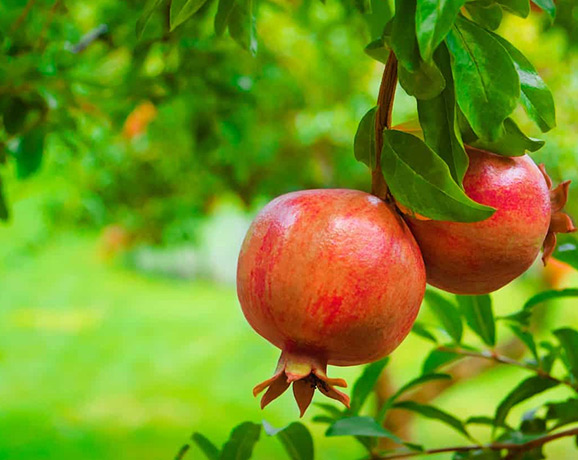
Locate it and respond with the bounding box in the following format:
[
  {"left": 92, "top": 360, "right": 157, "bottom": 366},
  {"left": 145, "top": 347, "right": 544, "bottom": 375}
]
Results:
[{"left": 372, "top": 51, "right": 398, "bottom": 201}]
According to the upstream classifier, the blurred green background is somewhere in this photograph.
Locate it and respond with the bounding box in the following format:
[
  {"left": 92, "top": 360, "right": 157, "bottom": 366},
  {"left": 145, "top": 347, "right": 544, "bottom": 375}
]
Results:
[{"left": 1, "top": 1, "right": 578, "bottom": 459}]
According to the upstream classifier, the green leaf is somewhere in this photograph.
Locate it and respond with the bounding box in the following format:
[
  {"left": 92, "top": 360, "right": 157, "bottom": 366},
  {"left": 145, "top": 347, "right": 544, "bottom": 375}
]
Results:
[
  {"left": 494, "top": 376, "right": 559, "bottom": 427},
  {"left": 466, "top": 416, "right": 496, "bottom": 426},
  {"left": 555, "top": 236, "right": 578, "bottom": 271},
  {"left": 422, "top": 348, "right": 463, "bottom": 373},
  {"left": 192, "top": 433, "right": 220, "bottom": 460},
  {"left": 364, "top": 39, "right": 391, "bottom": 64},
  {"left": 446, "top": 16, "right": 520, "bottom": 141},
  {"left": 326, "top": 416, "right": 403, "bottom": 444},
  {"left": 354, "top": 0, "right": 372, "bottom": 14},
  {"left": 2, "top": 97, "right": 28, "bottom": 135},
  {"left": 314, "top": 403, "right": 343, "bottom": 418},
  {"left": 416, "top": 0, "right": 466, "bottom": 61},
  {"left": 170, "top": 0, "right": 209, "bottom": 31},
  {"left": 457, "top": 295, "right": 495, "bottom": 346},
  {"left": 425, "top": 290, "right": 463, "bottom": 343},
  {"left": 539, "top": 342, "right": 559, "bottom": 373},
  {"left": 354, "top": 107, "right": 377, "bottom": 169},
  {"left": 469, "top": 118, "right": 544, "bottom": 156},
  {"left": 509, "top": 324, "right": 539, "bottom": 362},
  {"left": 381, "top": 130, "right": 495, "bottom": 222},
  {"left": 13, "top": 129, "right": 45, "bottom": 179},
  {"left": 412, "top": 322, "right": 438, "bottom": 343},
  {"left": 524, "top": 289, "right": 578, "bottom": 310},
  {"left": 391, "top": 0, "right": 446, "bottom": 99},
  {"left": 365, "top": 0, "right": 394, "bottom": 39},
  {"left": 263, "top": 421, "right": 314, "bottom": 460},
  {"left": 349, "top": 358, "right": 389, "bottom": 415},
  {"left": 497, "top": 0, "right": 530, "bottom": 17},
  {"left": 228, "top": 0, "right": 257, "bottom": 55},
  {"left": 393, "top": 401, "right": 471, "bottom": 439},
  {"left": 553, "top": 328, "right": 578, "bottom": 381},
  {"left": 0, "top": 174, "right": 8, "bottom": 221},
  {"left": 546, "top": 398, "right": 578, "bottom": 429},
  {"left": 418, "top": 44, "right": 468, "bottom": 184},
  {"left": 465, "top": 2, "right": 503, "bottom": 30},
  {"left": 492, "top": 34, "right": 556, "bottom": 132},
  {"left": 531, "top": 0, "right": 555, "bottom": 20},
  {"left": 220, "top": 422, "right": 261, "bottom": 460},
  {"left": 136, "top": 0, "right": 165, "bottom": 39},
  {"left": 215, "top": 0, "right": 237, "bottom": 36}
]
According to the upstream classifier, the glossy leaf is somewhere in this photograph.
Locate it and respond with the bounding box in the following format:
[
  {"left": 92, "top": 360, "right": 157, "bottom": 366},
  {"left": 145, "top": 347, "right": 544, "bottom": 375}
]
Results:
[
  {"left": 171, "top": 0, "right": 209, "bottom": 31},
  {"left": 220, "top": 422, "right": 261, "bottom": 460},
  {"left": 349, "top": 358, "right": 389, "bottom": 415},
  {"left": 136, "top": 0, "right": 165, "bottom": 38},
  {"left": 494, "top": 376, "right": 559, "bottom": 427},
  {"left": 464, "top": 1, "right": 503, "bottom": 30},
  {"left": 228, "top": 0, "right": 257, "bottom": 55},
  {"left": 457, "top": 295, "right": 495, "bottom": 346},
  {"left": 263, "top": 421, "right": 314, "bottom": 460},
  {"left": 531, "top": 0, "right": 555, "bottom": 20},
  {"left": 425, "top": 290, "right": 463, "bottom": 343},
  {"left": 192, "top": 433, "right": 220, "bottom": 460},
  {"left": 354, "top": 107, "right": 377, "bottom": 169},
  {"left": 393, "top": 401, "right": 471, "bottom": 439},
  {"left": 215, "top": 0, "right": 237, "bottom": 36},
  {"left": 446, "top": 16, "right": 519, "bottom": 141},
  {"left": 418, "top": 44, "right": 468, "bottom": 184},
  {"left": 398, "top": 60, "right": 446, "bottom": 100},
  {"left": 553, "top": 328, "right": 578, "bottom": 381},
  {"left": 415, "top": 0, "right": 466, "bottom": 61},
  {"left": 468, "top": 118, "right": 544, "bottom": 156},
  {"left": 555, "top": 236, "right": 578, "bottom": 271},
  {"left": 13, "top": 129, "right": 45, "bottom": 179},
  {"left": 365, "top": 0, "right": 394, "bottom": 39},
  {"left": 498, "top": 0, "right": 530, "bottom": 17},
  {"left": 364, "top": 39, "right": 390, "bottom": 64},
  {"left": 381, "top": 130, "right": 495, "bottom": 222},
  {"left": 422, "top": 349, "right": 463, "bottom": 373},
  {"left": 492, "top": 34, "right": 556, "bottom": 132},
  {"left": 326, "top": 416, "right": 402, "bottom": 444},
  {"left": 412, "top": 322, "right": 438, "bottom": 343}
]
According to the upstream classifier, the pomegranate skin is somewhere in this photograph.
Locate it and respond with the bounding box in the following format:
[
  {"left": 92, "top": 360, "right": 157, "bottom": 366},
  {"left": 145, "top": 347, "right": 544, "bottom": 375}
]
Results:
[
  {"left": 237, "top": 189, "right": 426, "bottom": 413},
  {"left": 406, "top": 149, "right": 552, "bottom": 295}
]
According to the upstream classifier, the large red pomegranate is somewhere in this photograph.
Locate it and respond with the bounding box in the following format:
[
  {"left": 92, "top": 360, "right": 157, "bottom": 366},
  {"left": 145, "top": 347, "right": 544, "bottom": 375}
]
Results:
[
  {"left": 237, "top": 189, "right": 426, "bottom": 415},
  {"left": 405, "top": 147, "right": 575, "bottom": 295}
]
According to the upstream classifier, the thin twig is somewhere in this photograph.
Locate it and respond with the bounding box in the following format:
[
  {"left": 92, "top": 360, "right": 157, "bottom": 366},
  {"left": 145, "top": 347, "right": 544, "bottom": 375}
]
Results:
[
  {"left": 376, "top": 426, "right": 578, "bottom": 459},
  {"left": 371, "top": 52, "right": 397, "bottom": 200},
  {"left": 10, "top": 0, "right": 36, "bottom": 33},
  {"left": 37, "top": 0, "right": 62, "bottom": 51},
  {"left": 438, "top": 346, "right": 578, "bottom": 392}
]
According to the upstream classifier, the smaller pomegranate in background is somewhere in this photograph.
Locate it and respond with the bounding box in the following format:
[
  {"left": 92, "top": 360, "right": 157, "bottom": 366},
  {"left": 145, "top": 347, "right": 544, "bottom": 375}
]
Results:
[
  {"left": 237, "top": 189, "right": 426, "bottom": 415},
  {"left": 405, "top": 147, "right": 575, "bottom": 295}
]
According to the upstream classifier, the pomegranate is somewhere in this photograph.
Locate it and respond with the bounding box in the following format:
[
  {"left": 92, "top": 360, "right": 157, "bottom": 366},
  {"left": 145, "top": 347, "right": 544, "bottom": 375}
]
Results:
[
  {"left": 237, "top": 189, "right": 426, "bottom": 415},
  {"left": 405, "top": 147, "right": 575, "bottom": 295}
]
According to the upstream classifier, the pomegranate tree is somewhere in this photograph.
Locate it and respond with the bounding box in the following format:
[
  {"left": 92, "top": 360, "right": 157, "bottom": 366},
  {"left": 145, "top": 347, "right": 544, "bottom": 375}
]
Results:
[
  {"left": 237, "top": 189, "right": 425, "bottom": 415},
  {"left": 405, "top": 147, "right": 575, "bottom": 295}
]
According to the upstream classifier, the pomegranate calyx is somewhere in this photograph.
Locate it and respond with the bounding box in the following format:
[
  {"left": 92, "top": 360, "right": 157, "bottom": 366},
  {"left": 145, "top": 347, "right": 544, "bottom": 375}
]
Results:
[
  {"left": 253, "top": 350, "right": 350, "bottom": 417},
  {"left": 539, "top": 165, "right": 577, "bottom": 265}
]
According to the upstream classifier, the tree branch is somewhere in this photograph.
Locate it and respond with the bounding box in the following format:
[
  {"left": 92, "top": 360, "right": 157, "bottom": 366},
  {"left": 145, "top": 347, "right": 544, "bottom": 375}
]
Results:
[{"left": 376, "top": 426, "right": 578, "bottom": 459}]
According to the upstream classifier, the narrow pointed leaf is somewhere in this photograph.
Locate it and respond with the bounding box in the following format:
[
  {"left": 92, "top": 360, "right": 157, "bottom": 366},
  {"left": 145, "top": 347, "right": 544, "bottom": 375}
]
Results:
[
  {"left": 546, "top": 399, "right": 578, "bottom": 429},
  {"left": 457, "top": 295, "right": 495, "bottom": 346},
  {"left": 136, "top": 0, "right": 165, "bottom": 38},
  {"left": 412, "top": 322, "right": 438, "bottom": 343},
  {"left": 418, "top": 43, "right": 468, "bottom": 184},
  {"left": 422, "top": 349, "right": 463, "bottom": 373},
  {"left": 523, "top": 289, "right": 578, "bottom": 310},
  {"left": 495, "top": 376, "right": 559, "bottom": 427},
  {"left": 215, "top": 0, "right": 237, "bottom": 36},
  {"left": 349, "top": 358, "right": 389, "bottom": 415},
  {"left": 364, "top": 39, "right": 391, "bottom": 64},
  {"left": 263, "top": 421, "right": 314, "bottom": 460},
  {"left": 228, "top": 0, "right": 257, "bottom": 55},
  {"left": 553, "top": 328, "right": 578, "bottom": 381},
  {"left": 416, "top": 0, "right": 466, "bottom": 61},
  {"left": 492, "top": 34, "right": 556, "bottom": 132},
  {"left": 425, "top": 290, "right": 463, "bottom": 343},
  {"left": 498, "top": 0, "right": 530, "bottom": 17},
  {"left": 354, "top": 107, "right": 377, "bottom": 169},
  {"left": 326, "top": 416, "right": 403, "bottom": 444},
  {"left": 393, "top": 401, "right": 471, "bottom": 439},
  {"left": 381, "top": 130, "right": 495, "bottom": 222},
  {"left": 170, "top": 0, "right": 209, "bottom": 31},
  {"left": 220, "top": 422, "right": 261, "bottom": 460},
  {"left": 446, "top": 16, "right": 519, "bottom": 141},
  {"left": 509, "top": 325, "right": 539, "bottom": 362},
  {"left": 192, "top": 433, "right": 220, "bottom": 460}
]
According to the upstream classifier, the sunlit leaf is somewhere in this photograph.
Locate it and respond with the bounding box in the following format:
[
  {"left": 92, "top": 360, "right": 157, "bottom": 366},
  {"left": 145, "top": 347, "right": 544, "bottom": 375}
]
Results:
[
  {"left": 555, "top": 235, "right": 578, "bottom": 271},
  {"left": 457, "top": 295, "right": 495, "bottom": 346}
]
